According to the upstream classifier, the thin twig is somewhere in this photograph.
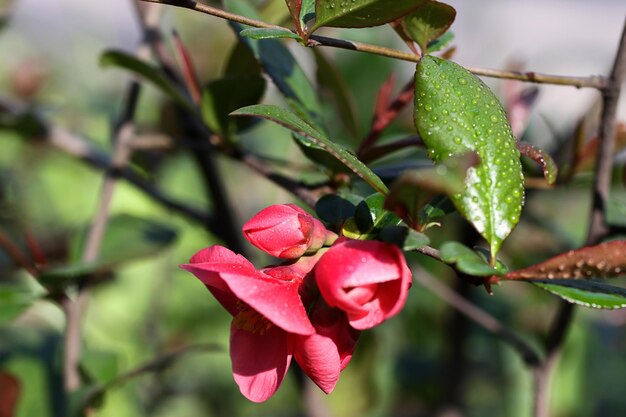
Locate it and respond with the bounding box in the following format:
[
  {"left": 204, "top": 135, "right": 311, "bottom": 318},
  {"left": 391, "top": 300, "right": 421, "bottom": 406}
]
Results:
[
  {"left": 532, "top": 19, "right": 626, "bottom": 417},
  {"left": 0, "top": 229, "right": 40, "bottom": 277},
  {"left": 63, "top": 1, "right": 164, "bottom": 393},
  {"left": 77, "top": 343, "right": 221, "bottom": 412},
  {"left": 139, "top": 0, "right": 609, "bottom": 90},
  {"left": 414, "top": 269, "right": 542, "bottom": 366}
]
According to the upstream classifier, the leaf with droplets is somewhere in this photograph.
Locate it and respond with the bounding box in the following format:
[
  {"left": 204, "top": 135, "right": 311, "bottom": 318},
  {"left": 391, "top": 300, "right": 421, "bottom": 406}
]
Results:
[
  {"left": 505, "top": 241, "right": 626, "bottom": 280},
  {"left": 517, "top": 141, "right": 558, "bottom": 185},
  {"left": 402, "top": 0, "right": 456, "bottom": 53},
  {"left": 414, "top": 55, "right": 524, "bottom": 260},
  {"left": 312, "top": 0, "right": 426, "bottom": 31},
  {"left": 231, "top": 104, "right": 388, "bottom": 194},
  {"left": 527, "top": 279, "right": 626, "bottom": 309}
]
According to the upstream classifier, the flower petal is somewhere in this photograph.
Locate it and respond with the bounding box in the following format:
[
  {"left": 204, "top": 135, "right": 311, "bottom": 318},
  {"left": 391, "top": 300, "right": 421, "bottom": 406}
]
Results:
[
  {"left": 294, "top": 333, "right": 340, "bottom": 394},
  {"left": 182, "top": 246, "right": 315, "bottom": 335},
  {"left": 230, "top": 324, "right": 292, "bottom": 402}
]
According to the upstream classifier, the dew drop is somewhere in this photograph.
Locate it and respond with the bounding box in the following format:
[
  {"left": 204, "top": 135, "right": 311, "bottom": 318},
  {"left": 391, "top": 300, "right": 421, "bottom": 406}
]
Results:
[{"left": 458, "top": 78, "right": 467, "bottom": 85}]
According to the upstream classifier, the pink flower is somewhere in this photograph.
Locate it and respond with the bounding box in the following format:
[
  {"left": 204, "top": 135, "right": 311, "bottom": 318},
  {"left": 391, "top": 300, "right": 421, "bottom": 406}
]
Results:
[
  {"left": 181, "top": 245, "right": 357, "bottom": 402},
  {"left": 242, "top": 204, "right": 331, "bottom": 259},
  {"left": 315, "top": 240, "right": 412, "bottom": 330}
]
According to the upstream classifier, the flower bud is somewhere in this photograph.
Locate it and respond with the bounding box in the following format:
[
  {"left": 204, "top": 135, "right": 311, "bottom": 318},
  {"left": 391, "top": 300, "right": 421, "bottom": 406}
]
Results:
[
  {"left": 315, "top": 239, "right": 412, "bottom": 330},
  {"left": 243, "top": 204, "right": 329, "bottom": 259}
]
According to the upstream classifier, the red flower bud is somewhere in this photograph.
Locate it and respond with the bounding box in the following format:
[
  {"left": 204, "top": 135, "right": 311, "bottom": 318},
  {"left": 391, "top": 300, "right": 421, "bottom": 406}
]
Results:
[
  {"left": 315, "top": 240, "right": 412, "bottom": 330},
  {"left": 243, "top": 204, "right": 329, "bottom": 259}
]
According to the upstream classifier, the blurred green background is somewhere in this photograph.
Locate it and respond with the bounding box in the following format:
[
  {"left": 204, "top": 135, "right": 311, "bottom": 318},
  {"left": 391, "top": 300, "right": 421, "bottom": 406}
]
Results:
[{"left": 1, "top": 0, "right": 626, "bottom": 416}]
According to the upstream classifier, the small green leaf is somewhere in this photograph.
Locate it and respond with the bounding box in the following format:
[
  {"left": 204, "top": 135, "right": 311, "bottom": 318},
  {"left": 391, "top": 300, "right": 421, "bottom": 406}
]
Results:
[
  {"left": 415, "top": 56, "right": 524, "bottom": 259},
  {"left": 100, "top": 50, "right": 195, "bottom": 114},
  {"left": 418, "top": 195, "right": 456, "bottom": 228},
  {"left": 347, "top": 193, "right": 402, "bottom": 238},
  {"left": 426, "top": 31, "right": 454, "bottom": 53},
  {"left": 379, "top": 225, "right": 430, "bottom": 251},
  {"left": 232, "top": 104, "right": 388, "bottom": 194},
  {"left": 440, "top": 241, "right": 501, "bottom": 276},
  {"left": 315, "top": 194, "right": 357, "bottom": 227},
  {"left": 300, "top": 0, "right": 316, "bottom": 27},
  {"left": 313, "top": 0, "right": 426, "bottom": 31},
  {"left": 201, "top": 76, "right": 266, "bottom": 139},
  {"left": 0, "top": 285, "right": 37, "bottom": 325},
  {"left": 239, "top": 27, "right": 302, "bottom": 41},
  {"left": 402, "top": 0, "right": 456, "bottom": 53},
  {"left": 528, "top": 279, "right": 626, "bottom": 309}
]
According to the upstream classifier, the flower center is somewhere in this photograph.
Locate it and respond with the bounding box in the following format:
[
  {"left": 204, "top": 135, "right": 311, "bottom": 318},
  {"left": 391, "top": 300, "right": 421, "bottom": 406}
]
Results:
[{"left": 233, "top": 301, "right": 273, "bottom": 335}]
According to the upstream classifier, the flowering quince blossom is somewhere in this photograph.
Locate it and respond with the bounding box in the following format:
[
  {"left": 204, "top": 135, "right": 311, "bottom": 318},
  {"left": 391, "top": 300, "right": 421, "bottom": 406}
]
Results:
[
  {"left": 242, "top": 204, "right": 331, "bottom": 259},
  {"left": 315, "top": 239, "right": 412, "bottom": 330},
  {"left": 181, "top": 245, "right": 358, "bottom": 402},
  {"left": 181, "top": 203, "right": 412, "bottom": 402}
]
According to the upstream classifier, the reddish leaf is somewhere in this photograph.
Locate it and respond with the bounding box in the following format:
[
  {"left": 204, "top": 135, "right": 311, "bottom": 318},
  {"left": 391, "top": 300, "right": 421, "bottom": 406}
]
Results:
[
  {"left": 0, "top": 372, "right": 20, "bottom": 417},
  {"left": 574, "top": 122, "right": 626, "bottom": 173},
  {"left": 516, "top": 141, "right": 558, "bottom": 185},
  {"left": 172, "top": 31, "right": 202, "bottom": 105},
  {"left": 285, "top": 0, "right": 303, "bottom": 32},
  {"left": 505, "top": 240, "right": 626, "bottom": 280},
  {"left": 502, "top": 61, "right": 539, "bottom": 138}
]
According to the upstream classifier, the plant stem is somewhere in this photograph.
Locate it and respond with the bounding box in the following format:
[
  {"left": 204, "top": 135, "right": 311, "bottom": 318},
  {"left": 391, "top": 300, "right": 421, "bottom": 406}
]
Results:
[
  {"left": 531, "top": 19, "right": 626, "bottom": 417},
  {"left": 414, "top": 270, "right": 541, "bottom": 367},
  {"left": 62, "top": 1, "right": 163, "bottom": 393},
  {"left": 0, "top": 229, "right": 39, "bottom": 277},
  {"left": 139, "top": 0, "right": 608, "bottom": 90}
]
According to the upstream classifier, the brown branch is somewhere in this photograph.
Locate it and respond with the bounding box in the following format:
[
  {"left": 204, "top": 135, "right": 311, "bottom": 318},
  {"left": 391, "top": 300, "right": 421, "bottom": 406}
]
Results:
[
  {"left": 414, "top": 269, "right": 542, "bottom": 366},
  {"left": 532, "top": 20, "right": 626, "bottom": 417},
  {"left": 139, "top": 0, "right": 608, "bottom": 90},
  {"left": 62, "top": 1, "right": 165, "bottom": 393}
]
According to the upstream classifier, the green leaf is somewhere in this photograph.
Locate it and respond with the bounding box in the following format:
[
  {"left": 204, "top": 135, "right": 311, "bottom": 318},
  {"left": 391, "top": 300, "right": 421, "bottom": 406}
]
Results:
[
  {"left": 313, "top": 0, "right": 426, "bottom": 31},
  {"left": 343, "top": 193, "right": 402, "bottom": 238},
  {"left": 0, "top": 285, "right": 37, "bottom": 325},
  {"left": 426, "top": 31, "right": 454, "bottom": 53},
  {"left": 418, "top": 195, "right": 456, "bottom": 228},
  {"left": 440, "top": 241, "right": 501, "bottom": 276},
  {"left": 40, "top": 215, "right": 177, "bottom": 285},
  {"left": 300, "top": 0, "right": 316, "bottom": 27},
  {"left": 528, "top": 279, "right": 626, "bottom": 309},
  {"left": 313, "top": 49, "right": 360, "bottom": 141},
  {"left": 99, "top": 50, "right": 195, "bottom": 114},
  {"left": 315, "top": 194, "right": 357, "bottom": 227},
  {"left": 239, "top": 27, "right": 302, "bottom": 41},
  {"left": 415, "top": 56, "right": 524, "bottom": 259},
  {"left": 232, "top": 104, "right": 389, "bottom": 194},
  {"left": 402, "top": 0, "right": 456, "bottom": 53},
  {"left": 379, "top": 225, "right": 430, "bottom": 251},
  {"left": 505, "top": 240, "right": 626, "bottom": 280},
  {"left": 201, "top": 76, "right": 266, "bottom": 139},
  {"left": 225, "top": 0, "right": 323, "bottom": 128},
  {"left": 285, "top": 0, "right": 315, "bottom": 33}
]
